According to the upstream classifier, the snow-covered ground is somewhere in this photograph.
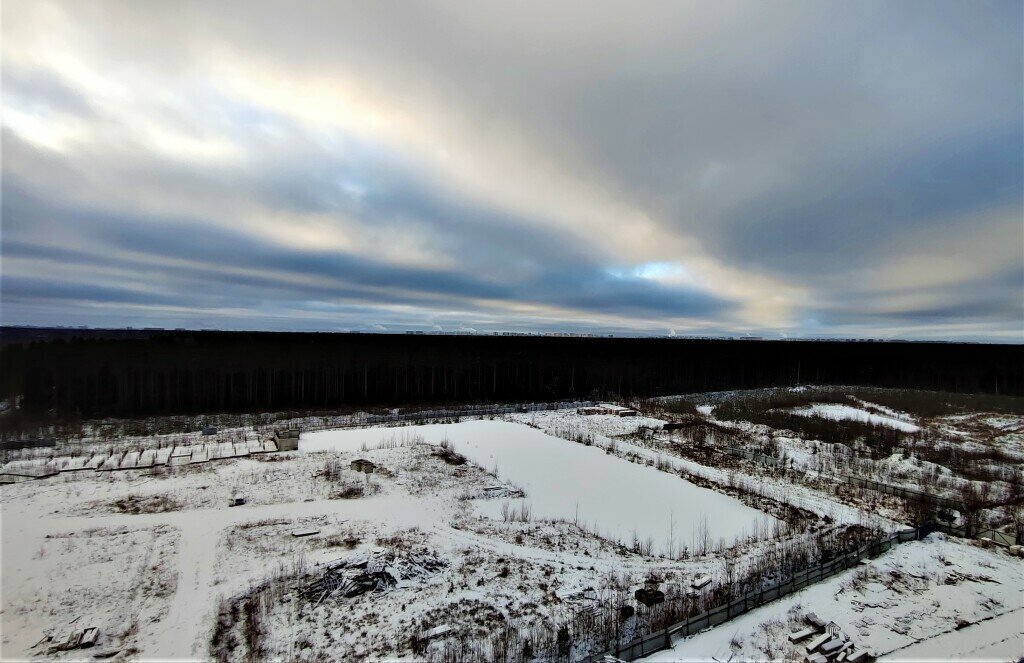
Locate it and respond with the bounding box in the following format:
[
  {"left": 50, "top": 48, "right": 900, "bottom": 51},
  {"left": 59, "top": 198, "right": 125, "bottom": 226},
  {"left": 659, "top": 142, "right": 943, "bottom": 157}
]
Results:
[
  {"left": 788, "top": 403, "right": 921, "bottom": 432},
  {"left": 643, "top": 534, "right": 1023, "bottom": 663},
  {"left": 302, "top": 420, "right": 776, "bottom": 554},
  {"left": 3, "top": 397, "right": 1021, "bottom": 662},
  {"left": 880, "top": 609, "right": 1024, "bottom": 662}
]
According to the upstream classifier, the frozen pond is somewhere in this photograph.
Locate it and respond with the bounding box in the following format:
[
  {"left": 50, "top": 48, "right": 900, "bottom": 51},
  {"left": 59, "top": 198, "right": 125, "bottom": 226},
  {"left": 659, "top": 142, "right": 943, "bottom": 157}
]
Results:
[{"left": 302, "top": 420, "right": 775, "bottom": 553}]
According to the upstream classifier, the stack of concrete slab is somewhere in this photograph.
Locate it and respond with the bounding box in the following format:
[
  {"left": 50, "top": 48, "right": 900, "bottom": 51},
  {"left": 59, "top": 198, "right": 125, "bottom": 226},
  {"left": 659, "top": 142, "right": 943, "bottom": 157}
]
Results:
[
  {"left": 209, "top": 442, "right": 232, "bottom": 460},
  {"left": 119, "top": 451, "right": 140, "bottom": 469},
  {"left": 154, "top": 447, "right": 172, "bottom": 465},
  {"left": 99, "top": 452, "right": 124, "bottom": 471},
  {"left": 138, "top": 449, "right": 156, "bottom": 468},
  {"left": 169, "top": 446, "right": 192, "bottom": 465},
  {"left": 61, "top": 455, "right": 93, "bottom": 471}
]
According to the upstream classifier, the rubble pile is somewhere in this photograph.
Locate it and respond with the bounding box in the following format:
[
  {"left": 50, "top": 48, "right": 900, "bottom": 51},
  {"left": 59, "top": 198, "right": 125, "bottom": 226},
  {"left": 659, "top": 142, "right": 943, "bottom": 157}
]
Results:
[{"left": 302, "top": 548, "right": 447, "bottom": 603}]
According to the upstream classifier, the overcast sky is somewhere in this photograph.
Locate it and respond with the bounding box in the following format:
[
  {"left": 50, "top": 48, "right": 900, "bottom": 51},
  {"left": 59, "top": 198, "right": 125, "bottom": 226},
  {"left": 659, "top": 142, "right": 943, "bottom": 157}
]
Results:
[{"left": 2, "top": 1, "right": 1021, "bottom": 340}]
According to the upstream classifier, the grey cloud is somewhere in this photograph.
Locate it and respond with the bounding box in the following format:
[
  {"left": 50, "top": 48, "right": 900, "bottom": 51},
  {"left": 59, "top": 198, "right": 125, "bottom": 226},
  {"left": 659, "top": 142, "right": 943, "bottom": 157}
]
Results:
[
  {"left": 1, "top": 1, "right": 1021, "bottom": 339},
  {"left": 2, "top": 183, "right": 733, "bottom": 324}
]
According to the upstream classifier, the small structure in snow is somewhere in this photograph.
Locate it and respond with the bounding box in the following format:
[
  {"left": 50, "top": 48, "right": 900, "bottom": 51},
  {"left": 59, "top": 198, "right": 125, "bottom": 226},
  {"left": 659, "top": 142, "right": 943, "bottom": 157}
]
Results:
[
  {"left": 229, "top": 493, "right": 246, "bottom": 507},
  {"left": 805, "top": 633, "right": 831, "bottom": 653},
  {"left": 80, "top": 627, "right": 99, "bottom": 648},
  {"left": 819, "top": 638, "right": 845, "bottom": 655},
  {"left": 804, "top": 612, "right": 827, "bottom": 629},
  {"left": 202, "top": 426, "right": 217, "bottom": 436},
  {"left": 846, "top": 649, "right": 874, "bottom": 662},
  {"left": 690, "top": 575, "right": 712, "bottom": 590},
  {"left": 46, "top": 626, "right": 101, "bottom": 653},
  {"left": 350, "top": 459, "right": 376, "bottom": 473},
  {"left": 274, "top": 428, "right": 301, "bottom": 451},
  {"left": 291, "top": 528, "right": 320, "bottom": 537},
  {"left": 634, "top": 588, "right": 665, "bottom": 607},
  {"left": 789, "top": 628, "right": 815, "bottom": 643}
]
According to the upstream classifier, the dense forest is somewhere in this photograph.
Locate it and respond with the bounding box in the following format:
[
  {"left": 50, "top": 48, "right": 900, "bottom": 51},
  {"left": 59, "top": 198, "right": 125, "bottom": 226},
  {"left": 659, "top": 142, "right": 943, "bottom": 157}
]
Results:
[{"left": 1, "top": 328, "right": 1020, "bottom": 419}]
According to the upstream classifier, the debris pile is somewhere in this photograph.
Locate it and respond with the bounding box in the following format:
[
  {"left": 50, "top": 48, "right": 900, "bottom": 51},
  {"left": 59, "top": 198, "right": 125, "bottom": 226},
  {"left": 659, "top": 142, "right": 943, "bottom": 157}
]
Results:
[
  {"left": 794, "top": 613, "right": 874, "bottom": 663},
  {"left": 302, "top": 548, "right": 447, "bottom": 604},
  {"left": 35, "top": 626, "right": 101, "bottom": 654}
]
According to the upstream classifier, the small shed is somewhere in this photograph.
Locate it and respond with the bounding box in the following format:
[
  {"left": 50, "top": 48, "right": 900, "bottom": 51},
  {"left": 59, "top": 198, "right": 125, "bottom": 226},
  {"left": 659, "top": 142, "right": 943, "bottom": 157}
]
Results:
[
  {"left": 634, "top": 588, "right": 665, "bottom": 607},
  {"left": 274, "top": 429, "right": 300, "bottom": 452},
  {"left": 202, "top": 426, "right": 217, "bottom": 436},
  {"left": 690, "top": 575, "right": 712, "bottom": 590},
  {"left": 350, "top": 459, "right": 376, "bottom": 474},
  {"left": 229, "top": 493, "right": 246, "bottom": 507}
]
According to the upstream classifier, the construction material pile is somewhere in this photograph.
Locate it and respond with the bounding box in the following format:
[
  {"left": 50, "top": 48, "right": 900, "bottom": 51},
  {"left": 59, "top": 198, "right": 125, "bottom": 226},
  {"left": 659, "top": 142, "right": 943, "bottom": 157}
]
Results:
[{"left": 302, "top": 548, "right": 448, "bottom": 604}]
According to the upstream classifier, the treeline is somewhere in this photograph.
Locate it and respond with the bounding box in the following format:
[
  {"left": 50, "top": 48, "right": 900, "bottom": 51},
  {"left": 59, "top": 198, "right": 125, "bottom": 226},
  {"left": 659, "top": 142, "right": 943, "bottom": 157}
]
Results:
[{"left": 1, "top": 329, "right": 1021, "bottom": 419}]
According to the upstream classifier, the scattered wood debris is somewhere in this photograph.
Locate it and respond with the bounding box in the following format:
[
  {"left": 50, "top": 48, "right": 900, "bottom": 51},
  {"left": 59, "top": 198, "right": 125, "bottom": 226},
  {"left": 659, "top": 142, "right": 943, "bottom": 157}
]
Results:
[{"left": 302, "top": 548, "right": 448, "bottom": 604}]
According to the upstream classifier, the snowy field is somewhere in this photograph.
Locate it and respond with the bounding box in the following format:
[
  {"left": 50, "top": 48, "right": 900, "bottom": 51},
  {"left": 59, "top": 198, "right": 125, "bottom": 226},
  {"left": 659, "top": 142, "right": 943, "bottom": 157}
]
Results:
[
  {"left": 2, "top": 394, "right": 1022, "bottom": 662},
  {"left": 302, "top": 420, "right": 776, "bottom": 553}
]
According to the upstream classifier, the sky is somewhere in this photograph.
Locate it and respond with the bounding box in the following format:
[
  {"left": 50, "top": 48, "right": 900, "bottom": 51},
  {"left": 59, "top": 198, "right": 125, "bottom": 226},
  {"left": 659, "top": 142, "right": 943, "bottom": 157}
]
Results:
[{"left": 1, "top": 1, "right": 1022, "bottom": 341}]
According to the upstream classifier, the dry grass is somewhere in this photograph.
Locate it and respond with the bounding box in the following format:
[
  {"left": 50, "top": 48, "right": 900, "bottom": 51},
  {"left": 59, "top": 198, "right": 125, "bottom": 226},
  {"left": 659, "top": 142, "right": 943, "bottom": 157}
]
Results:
[{"left": 110, "top": 493, "right": 183, "bottom": 514}]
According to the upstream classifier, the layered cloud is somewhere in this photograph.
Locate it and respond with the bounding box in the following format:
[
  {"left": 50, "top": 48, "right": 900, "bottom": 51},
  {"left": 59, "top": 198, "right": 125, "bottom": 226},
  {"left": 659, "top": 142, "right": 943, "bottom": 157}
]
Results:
[{"left": 2, "top": 1, "right": 1021, "bottom": 340}]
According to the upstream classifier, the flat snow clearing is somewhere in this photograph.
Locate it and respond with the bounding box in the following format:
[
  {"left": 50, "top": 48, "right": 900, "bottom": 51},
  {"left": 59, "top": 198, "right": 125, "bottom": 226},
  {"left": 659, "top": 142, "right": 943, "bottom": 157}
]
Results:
[
  {"left": 788, "top": 403, "right": 920, "bottom": 432},
  {"left": 302, "top": 420, "right": 775, "bottom": 552},
  {"left": 880, "top": 609, "right": 1024, "bottom": 663}
]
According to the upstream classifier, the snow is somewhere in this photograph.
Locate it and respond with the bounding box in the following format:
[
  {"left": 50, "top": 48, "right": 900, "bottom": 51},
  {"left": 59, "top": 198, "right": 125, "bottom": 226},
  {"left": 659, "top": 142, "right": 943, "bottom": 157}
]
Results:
[
  {"left": 642, "top": 535, "right": 1023, "bottom": 663},
  {"left": 2, "top": 483, "right": 445, "bottom": 659},
  {"left": 5, "top": 397, "right": 1020, "bottom": 661},
  {"left": 510, "top": 408, "right": 900, "bottom": 528},
  {"left": 789, "top": 404, "right": 921, "bottom": 432},
  {"left": 302, "top": 420, "right": 776, "bottom": 554},
  {"left": 880, "top": 609, "right": 1024, "bottom": 662}
]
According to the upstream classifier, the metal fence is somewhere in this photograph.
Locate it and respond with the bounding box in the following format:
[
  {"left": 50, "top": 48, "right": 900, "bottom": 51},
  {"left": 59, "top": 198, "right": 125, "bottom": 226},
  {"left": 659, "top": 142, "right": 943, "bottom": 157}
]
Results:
[
  {"left": 585, "top": 527, "right": 923, "bottom": 662},
  {"left": 288, "top": 400, "right": 596, "bottom": 434},
  {"left": 927, "top": 521, "right": 1018, "bottom": 547}
]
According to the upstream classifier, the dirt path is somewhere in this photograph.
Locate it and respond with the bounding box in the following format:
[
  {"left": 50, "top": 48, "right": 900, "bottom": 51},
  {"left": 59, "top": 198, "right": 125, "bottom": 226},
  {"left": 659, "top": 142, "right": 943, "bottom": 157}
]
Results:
[{"left": 147, "top": 516, "right": 222, "bottom": 660}]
